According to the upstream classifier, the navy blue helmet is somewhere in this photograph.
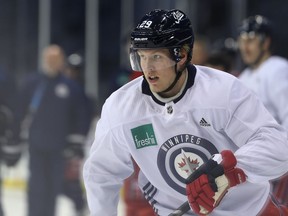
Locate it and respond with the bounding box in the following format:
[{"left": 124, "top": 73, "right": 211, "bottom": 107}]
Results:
[
  {"left": 130, "top": 9, "right": 194, "bottom": 65},
  {"left": 131, "top": 9, "right": 194, "bottom": 49},
  {"left": 239, "top": 15, "right": 272, "bottom": 36}
]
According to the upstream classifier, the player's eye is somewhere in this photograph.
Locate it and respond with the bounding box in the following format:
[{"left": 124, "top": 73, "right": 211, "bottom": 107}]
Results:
[
  {"left": 153, "top": 55, "right": 162, "bottom": 60},
  {"left": 138, "top": 54, "right": 146, "bottom": 60}
]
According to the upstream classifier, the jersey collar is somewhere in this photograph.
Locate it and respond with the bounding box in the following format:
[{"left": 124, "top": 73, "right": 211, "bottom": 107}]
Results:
[{"left": 142, "top": 64, "right": 197, "bottom": 106}]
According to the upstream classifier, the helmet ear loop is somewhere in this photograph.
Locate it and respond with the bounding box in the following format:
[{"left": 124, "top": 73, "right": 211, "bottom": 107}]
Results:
[
  {"left": 259, "top": 34, "right": 266, "bottom": 45},
  {"left": 176, "top": 47, "right": 191, "bottom": 73},
  {"left": 259, "top": 34, "right": 271, "bottom": 52},
  {"left": 169, "top": 47, "right": 188, "bottom": 73},
  {"left": 173, "top": 46, "right": 192, "bottom": 67},
  {"left": 170, "top": 47, "right": 182, "bottom": 62}
]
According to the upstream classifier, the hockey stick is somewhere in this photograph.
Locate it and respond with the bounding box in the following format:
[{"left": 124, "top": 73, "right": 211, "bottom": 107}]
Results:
[{"left": 168, "top": 201, "right": 190, "bottom": 216}]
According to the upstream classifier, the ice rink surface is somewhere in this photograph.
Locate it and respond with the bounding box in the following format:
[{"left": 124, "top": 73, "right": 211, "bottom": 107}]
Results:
[
  {"left": 1, "top": 149, "right": 125, "bottom": 216},
  {"left": 2, "top": 187, "right": 125, "bottom": 216}
]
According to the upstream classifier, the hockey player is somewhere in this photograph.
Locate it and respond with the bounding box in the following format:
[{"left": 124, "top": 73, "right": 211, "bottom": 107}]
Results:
[
  {"left": 238, "top": 15, "right": 288, "bottom": 128},
  {"left": 83, "top": 9, "right": 288, "bottom": 215},
  {"left": 238, "top": 15, "right": 288, "bottom": 209}
]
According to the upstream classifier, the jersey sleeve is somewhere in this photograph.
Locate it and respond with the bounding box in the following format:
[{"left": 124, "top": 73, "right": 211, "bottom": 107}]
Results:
[
  {"left": 225, "top": 79, "right": 288, "bottom": 183},
  {"left": 266, "top": 65, "right": 288, "bottom": 129},
  {"left": 83, "top": 101, "right": 134, "bottom": 216}
]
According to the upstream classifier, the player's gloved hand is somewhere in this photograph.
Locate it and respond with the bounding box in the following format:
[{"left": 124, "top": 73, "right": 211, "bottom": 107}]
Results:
[
  {"left": 0, "top": 105, "right": 22, "bottom": 166},
  {"left": 63, "top": 134, "right": 86, "bottom": 159},
  {"left": 64, "top": 142, "right": 84, "bottom": 159},
  {"left": 0, "top": 131, "right": 23, "bottom": 167},
  {"left": 185, "top": 150, "right": 246, "bottom": 215}
]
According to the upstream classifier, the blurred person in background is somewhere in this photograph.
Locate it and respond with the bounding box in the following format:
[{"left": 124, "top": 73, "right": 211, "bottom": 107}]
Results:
[
  {"left": 204, "top": 37, "right": 239, "bottom": 76},
  {"left": 205, "top": 51, "right": 233, "bottom": 72},
  {"left": 14, "top": 44, "right": 91, "bottom": 216},
  {"left": 64, "top": 52, "right": 96, "bottom": 119},
  {"left": 238, "top": 15, "right": 288, "bottom": 207},
  {"left": 0, "top": 67, "right": 22, "bottom": 216},
  {"left": 62, "top": 52, "right": 94, "bottom": 216}
]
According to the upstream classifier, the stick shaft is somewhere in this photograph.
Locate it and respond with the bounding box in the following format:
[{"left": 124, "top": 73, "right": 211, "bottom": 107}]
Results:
[{"left": 168, "top": 201, "right": 190, "bottom": 216}]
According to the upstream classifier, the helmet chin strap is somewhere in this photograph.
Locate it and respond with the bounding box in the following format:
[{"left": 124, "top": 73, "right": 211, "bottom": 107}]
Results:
[{"left": 160, "top": 64, "right": 184, "bottom": 93}]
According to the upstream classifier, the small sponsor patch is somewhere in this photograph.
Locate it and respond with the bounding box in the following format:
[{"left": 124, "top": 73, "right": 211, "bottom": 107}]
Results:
[{"left": 131, "top": 124, "right": 157, "bottom": 149}]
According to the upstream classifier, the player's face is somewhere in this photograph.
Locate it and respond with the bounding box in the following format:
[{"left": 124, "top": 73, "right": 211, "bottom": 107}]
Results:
[
  {"left": 238, "top": 33, "right": 265, "bottom": 67},
  {"left": 42, "top": 46, "right": 65, "bottom": 77},
  {"left": 137, "top": 49, "right": 178, "bottom": 94}
]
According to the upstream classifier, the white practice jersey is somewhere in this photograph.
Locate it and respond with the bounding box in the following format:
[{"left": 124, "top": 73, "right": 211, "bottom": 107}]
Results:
[
  {"left": 83, "top": 65, "right": 288, "bottom": 216},
  {"left": 239, "top": 56, "right": 288, "bottom": 129}
]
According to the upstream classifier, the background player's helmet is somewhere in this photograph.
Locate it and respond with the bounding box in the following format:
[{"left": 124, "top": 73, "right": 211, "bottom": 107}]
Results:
[
  {"left": 130, "top": 9, "right": 194, "bottom": 71},
  {"left": 238, "top": 15, "right": 272, "bottom": 37},
  {"left": 67, "top": 53, "right": 84, "bottom": 69}
]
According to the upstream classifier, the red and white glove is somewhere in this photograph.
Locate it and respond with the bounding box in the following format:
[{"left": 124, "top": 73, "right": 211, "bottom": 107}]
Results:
[{"left": 186, "top": 150, "right": 246, "bottom": 215}]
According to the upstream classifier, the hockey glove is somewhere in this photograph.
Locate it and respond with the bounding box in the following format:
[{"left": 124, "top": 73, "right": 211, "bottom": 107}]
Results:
[
  {"left": 63, "top": 134, "right": 86, "bottom": 159},
  {"left": 186, "top": 150, "right": 246, "bottom": 215},
  {"left": 0, "top": 131, "right": 22, "bottom": 167}
]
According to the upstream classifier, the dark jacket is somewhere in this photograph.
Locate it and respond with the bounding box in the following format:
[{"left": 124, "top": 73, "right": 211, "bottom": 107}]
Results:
[{"left": 16, "top": 72, "right": 91, "bottom": 151}]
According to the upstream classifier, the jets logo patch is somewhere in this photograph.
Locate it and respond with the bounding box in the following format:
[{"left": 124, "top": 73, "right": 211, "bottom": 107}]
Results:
[{"left": 157, "top": 134, "right": 218, "bottom": 195}]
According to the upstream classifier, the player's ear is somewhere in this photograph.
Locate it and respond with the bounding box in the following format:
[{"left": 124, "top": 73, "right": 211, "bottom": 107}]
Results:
[
  {"left": 178, "top": 49, "right": 188, "bottom": 64},
  {"left": 263, "top": 36, "right": 271, "bottom": 51}
]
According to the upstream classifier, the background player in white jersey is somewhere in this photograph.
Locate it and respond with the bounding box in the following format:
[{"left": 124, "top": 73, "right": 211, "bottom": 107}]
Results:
[
  {"left": 238, "top": 15, "right": 288, "bottom": 210},
  {"left": 83, "top": 9, "right": 288, "bottom": 216}
]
